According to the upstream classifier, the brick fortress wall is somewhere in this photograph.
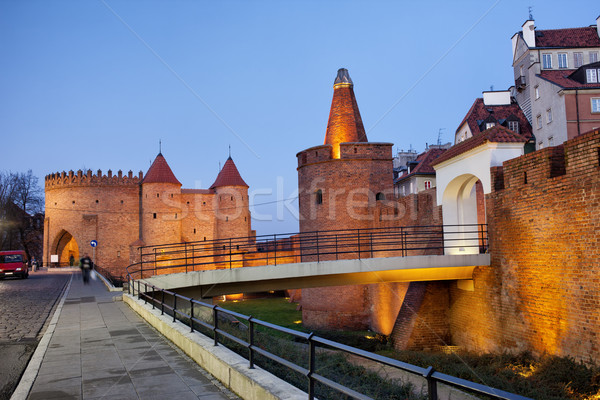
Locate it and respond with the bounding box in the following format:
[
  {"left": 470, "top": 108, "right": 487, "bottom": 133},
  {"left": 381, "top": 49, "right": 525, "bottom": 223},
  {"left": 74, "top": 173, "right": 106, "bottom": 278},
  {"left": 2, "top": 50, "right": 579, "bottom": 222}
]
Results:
[
  {"left": 44, "top": 169, "right": 143, "bottom": 279},
  {"left": 449, "top": 128, "right": 600, "bottom": 363}
]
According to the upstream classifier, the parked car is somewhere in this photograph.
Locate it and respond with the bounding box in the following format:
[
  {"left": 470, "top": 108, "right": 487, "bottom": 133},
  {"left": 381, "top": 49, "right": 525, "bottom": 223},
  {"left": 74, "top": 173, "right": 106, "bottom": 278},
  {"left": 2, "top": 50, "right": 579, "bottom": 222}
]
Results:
[{"left": 0, "top": 250, "right": 29, "bottom": 279}]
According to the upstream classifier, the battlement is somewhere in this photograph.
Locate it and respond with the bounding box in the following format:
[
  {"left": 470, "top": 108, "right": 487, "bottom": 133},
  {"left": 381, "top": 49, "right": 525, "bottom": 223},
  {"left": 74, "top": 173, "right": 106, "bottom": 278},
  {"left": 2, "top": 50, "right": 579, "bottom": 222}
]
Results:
[
  {"left": 45, "top": 169, "right": 144, "bottom": 188},
  {"left": 492, "top": 128, "right": 599, "bottom": 191},
  {"left": 297, "top": 142, "right": 393, "bottom": 168}
]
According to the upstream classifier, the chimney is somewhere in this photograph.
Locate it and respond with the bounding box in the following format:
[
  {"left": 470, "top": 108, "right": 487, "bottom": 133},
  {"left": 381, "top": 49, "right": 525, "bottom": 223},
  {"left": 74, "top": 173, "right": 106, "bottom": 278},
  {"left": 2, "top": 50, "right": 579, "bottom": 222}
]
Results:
[{"left": 522, "top": 20, "right": 535, "bottom": 48}]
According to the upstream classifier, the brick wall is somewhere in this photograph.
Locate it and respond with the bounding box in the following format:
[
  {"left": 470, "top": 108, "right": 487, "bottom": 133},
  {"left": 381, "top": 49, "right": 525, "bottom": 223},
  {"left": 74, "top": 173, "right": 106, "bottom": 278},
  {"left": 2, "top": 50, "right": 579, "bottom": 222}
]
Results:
[{"left": 450, "top": 128, "right": 600, "bottom": 363}]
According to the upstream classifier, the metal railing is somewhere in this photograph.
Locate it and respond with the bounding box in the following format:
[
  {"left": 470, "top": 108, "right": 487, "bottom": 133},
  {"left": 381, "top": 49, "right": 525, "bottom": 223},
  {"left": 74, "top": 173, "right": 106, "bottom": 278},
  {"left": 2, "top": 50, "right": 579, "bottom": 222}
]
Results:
[
  {"left": 128, "top": 224, "right": 488, "bottom": 279},
  {"left": 125, "top": 278, "right": 530, "bottom": 400}
]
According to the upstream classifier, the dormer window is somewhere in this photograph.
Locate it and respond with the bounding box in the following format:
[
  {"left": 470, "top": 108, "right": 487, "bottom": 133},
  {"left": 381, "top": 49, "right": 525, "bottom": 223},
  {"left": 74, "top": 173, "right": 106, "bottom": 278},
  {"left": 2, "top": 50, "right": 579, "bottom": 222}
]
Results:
[
  {"left": 485, "top": 122, "right": 496, "bottom": 130},
  {"left": 586, "top": 68, "right": 598, "bottom": 83},
  {"left": 508, "top": 120, "right": 519, "bottom": 134}
]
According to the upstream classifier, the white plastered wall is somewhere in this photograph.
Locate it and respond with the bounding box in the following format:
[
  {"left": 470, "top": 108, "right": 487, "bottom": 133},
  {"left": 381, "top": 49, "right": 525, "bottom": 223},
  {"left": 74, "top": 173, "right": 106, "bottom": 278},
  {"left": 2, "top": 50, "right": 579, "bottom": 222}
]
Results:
[{"left": 434, "top": 142, "right": 524, "bottom": 254}]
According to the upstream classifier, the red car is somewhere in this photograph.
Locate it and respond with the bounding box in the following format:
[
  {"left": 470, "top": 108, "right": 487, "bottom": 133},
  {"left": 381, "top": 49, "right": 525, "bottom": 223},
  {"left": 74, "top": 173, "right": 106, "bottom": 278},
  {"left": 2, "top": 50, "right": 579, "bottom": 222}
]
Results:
[{"left": 0, "top": 250, "right": 29, "bottom": 279}]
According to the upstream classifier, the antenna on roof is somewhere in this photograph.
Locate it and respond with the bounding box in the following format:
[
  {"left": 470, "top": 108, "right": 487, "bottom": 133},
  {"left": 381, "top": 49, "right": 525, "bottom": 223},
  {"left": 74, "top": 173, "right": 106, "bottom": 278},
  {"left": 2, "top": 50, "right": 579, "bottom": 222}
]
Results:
[
  {"left": 159, "top": 139, "right": 162, "bottom": 155},
  {"left": 437, "top": 128, "right": 446, "bottom": 146},
  {"left": 228, "top": 144, "right": 231, "bottom": 159},
  {"left": 490, "top": 85, "right": 494, "bottom": 91},
  {"left": 528, "top": 6, "right": 533, "bottom": 20}
]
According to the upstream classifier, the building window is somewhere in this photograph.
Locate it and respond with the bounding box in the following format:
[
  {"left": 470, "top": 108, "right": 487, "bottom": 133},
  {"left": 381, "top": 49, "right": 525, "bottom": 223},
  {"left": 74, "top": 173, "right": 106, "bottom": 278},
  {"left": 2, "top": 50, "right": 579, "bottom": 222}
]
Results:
[
  {"left": 315, "top": 189, "right": 323, "bottom": 205},
  {"left": 534, "top": 85, "right": 540, "bottom": 100},
  {"left": 548, "top": 136, "right": 554, "bottom": 146},
  {"left": 508, "top": 120, "right": 519, "bottom": 134},
  {"left": 485, "top": 122, "right": 496, "bottom": 130},
  {"left": 574, "top": 52, "right": 583, "bottom": 68},
  {"left": 542, "top": 53, "right": 552, "bottom": 69},
  {"left": 557, "top": 53, "right": 568, "bottom": 69},
  {"left": 546, "top": 108, "right": 553, "bottom": 124},
  {"left": 587, "top": 68, "right": 598, "bottom": 83},
  {"left": 536, "top": 114, "right": 542, "bottom": 129},
  {"left": 591, "top": 52, "right": 599, "bottom": 63},
  {"left": 592, "top": 98, "right": 600, "bottom": 113},
  {"left": 424, "top": 180, "right": 432, "bottom": 189}
]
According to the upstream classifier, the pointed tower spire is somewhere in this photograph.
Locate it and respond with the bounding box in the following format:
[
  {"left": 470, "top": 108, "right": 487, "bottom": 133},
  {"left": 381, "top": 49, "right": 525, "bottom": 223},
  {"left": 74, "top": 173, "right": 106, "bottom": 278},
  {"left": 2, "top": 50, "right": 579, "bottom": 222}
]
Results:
[
  {"left": 143, "top": 153, "right": 181, "bottom": 185},
  {"left": 210, "top": 157, "right": 248, "bottom": 189},
  {"left": 324, "top": 68, "right": 367, "bottom": 158}
]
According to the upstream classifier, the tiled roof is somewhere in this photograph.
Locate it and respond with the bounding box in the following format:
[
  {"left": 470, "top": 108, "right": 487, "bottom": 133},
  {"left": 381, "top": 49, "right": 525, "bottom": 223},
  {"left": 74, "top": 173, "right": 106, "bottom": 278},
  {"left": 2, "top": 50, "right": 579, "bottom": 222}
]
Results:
[
  {"left": 395, "top": 148, "right": 447, "bottom": 182},
  {"left": 538, "top": 69, "right": 600, "bottom": 89},
  {"left": 324, "top": 69, "right": 367, "bottom": 147},
  {"left": 456, "top": 98, "right": 532, "bottom": 140},
  {"left": 432, "top": 125, "right": 529, "bottom": 167},
  {"left": 210, "top": 157, "right": 248, "bottom": 189},
  {"left": 535, "top": 27, "right": 600, "bottom": 48},
  {"left": 143, "top": 153, "right": 181, "bottom": 185}
]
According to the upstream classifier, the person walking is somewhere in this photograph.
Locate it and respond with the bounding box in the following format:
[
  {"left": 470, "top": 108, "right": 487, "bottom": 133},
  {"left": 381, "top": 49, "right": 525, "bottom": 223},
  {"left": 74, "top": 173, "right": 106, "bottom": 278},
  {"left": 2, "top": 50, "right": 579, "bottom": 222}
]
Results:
[{"left": 79, "top": 254, "right": 93, "bottom": 284}]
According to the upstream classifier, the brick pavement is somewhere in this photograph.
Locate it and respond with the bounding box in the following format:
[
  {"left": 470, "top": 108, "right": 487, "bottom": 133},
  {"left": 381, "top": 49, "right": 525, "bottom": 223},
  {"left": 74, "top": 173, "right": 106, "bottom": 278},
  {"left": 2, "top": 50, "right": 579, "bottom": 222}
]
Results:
[{"left": 0, "top": 269, "right": 70, "bottom": 341}]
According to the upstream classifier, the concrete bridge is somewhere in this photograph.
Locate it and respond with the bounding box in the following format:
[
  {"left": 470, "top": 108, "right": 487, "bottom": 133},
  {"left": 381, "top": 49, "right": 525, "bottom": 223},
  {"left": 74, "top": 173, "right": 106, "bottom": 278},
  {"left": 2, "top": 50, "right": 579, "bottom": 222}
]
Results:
[
  {"left": 129, "top": 225, "right": 489, "bottom": 298},
  {"left": 141, "top": 253, "right": 489, "bottom": 298}
]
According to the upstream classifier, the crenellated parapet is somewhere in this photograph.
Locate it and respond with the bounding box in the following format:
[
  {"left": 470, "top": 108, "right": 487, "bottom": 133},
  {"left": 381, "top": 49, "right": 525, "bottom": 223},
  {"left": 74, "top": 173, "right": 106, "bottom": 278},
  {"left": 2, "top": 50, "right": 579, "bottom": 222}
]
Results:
[
  {"left": 296, "top": 142, "right": 393, "bottom": 168},
  {"left": 45, "top": 169, "right": 144, "bottom": 189}
]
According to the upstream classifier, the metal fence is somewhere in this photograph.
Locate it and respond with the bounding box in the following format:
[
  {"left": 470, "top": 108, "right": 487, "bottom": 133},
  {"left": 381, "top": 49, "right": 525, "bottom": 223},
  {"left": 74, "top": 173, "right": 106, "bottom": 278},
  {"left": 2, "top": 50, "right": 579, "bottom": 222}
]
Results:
[
  {"left": 130, "top": 224, "right": 488, "bottom": 277},
  {"left": 125, "top": 278, "right": 531, "bottom": 400}
]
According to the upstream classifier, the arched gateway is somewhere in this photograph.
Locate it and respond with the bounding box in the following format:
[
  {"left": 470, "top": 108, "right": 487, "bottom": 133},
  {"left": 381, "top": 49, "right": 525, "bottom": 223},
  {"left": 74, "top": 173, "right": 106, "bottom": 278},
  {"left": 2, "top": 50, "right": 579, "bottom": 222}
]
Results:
[{"left": 432, "top": 125, "right": 529, "bottom": 255}]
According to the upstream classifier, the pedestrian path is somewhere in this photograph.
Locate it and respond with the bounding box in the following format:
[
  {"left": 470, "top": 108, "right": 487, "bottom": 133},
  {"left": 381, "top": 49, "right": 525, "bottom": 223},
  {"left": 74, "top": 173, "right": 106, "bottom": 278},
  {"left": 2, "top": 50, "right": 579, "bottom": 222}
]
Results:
[{"left": 25, "top": 271, "right": 238, "bottom": 400}]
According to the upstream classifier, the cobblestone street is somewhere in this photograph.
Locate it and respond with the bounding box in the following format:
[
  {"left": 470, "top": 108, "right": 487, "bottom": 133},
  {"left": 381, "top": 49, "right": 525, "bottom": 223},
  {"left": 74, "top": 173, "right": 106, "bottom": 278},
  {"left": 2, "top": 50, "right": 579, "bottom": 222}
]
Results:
[{"left": 0, "top": 269, "right": 71, "bottom": 400}]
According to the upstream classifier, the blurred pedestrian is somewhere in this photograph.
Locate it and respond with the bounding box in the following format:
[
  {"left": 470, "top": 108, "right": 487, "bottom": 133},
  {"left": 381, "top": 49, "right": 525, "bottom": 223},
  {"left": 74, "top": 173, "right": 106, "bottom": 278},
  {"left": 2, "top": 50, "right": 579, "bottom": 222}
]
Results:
[{"left": 80, "top": 254, "right": 93, "bottom": 284}]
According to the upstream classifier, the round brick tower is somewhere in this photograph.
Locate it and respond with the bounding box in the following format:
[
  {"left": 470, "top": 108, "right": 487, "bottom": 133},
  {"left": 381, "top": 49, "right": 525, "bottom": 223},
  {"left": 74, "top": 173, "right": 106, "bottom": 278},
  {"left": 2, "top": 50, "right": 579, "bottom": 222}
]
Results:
[
  {"left": 141, "top": 153, "right": 183, "bottom": 246},
  {"left": 296, "top": 68, "right": 393, "bottom": 330},
  {"left": 210, "top": 156, "right": 252, "bottom": 241}
]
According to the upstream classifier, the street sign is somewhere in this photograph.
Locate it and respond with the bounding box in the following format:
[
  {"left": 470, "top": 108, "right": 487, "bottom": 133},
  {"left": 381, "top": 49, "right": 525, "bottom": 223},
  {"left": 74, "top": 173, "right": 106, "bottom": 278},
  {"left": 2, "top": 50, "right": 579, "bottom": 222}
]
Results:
[{"left": 90, "top": 240, "right": 98, "bottom": 248}]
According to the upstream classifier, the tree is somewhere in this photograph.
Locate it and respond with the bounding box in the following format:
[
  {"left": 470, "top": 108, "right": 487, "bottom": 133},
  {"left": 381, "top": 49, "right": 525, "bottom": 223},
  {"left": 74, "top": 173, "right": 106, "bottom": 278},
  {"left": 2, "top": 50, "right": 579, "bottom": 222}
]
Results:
[{"left": 0, "top": 170, "right": 44, "bottom": 260}]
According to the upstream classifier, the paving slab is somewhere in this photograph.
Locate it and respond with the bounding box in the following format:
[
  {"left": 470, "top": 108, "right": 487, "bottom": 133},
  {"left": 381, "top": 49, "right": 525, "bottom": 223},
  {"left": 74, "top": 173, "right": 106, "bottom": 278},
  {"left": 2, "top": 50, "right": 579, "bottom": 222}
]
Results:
[{"left": 23, "top": 271, "right": 238, "bottom": 400}]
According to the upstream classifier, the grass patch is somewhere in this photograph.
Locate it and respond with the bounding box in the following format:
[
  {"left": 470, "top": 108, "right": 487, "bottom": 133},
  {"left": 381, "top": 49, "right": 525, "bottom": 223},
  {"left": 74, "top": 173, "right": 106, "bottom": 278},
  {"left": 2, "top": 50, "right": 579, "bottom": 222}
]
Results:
[{"left": 216, "top": 297, "right": 306, "bottom": 331}]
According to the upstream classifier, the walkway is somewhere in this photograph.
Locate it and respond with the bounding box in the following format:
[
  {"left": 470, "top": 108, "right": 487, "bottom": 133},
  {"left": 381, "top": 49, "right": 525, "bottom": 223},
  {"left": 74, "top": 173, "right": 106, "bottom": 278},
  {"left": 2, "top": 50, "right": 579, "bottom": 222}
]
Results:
[{"left": 21, "top": 271, "right": 238, "bottom": 400}]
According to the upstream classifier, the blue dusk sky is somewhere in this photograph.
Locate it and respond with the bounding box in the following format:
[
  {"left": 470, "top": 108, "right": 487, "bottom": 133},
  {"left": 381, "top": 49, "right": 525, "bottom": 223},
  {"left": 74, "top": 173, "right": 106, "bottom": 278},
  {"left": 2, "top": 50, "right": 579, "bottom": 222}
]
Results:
[{"left": 1, "top": 1, "right": 598, "bottom": 234}]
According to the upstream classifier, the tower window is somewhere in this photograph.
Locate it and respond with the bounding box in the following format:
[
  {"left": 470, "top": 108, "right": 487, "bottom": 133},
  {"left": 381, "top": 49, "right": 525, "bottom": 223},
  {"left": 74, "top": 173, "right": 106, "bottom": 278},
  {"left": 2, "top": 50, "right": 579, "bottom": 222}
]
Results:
[
  {"left": 375, "top": 192, "right": 385, "bottom": 201},
  {"left": 315, "top": 189, "right": 323, "bottom": 205},
  {"left": 157, "top": 193, "right": 159, "bottom": 198},
  {"left": 95, "top": 200, "right": 99, "bottom": 203},
  {"left": 153, "top": 213, "right": 157, "bottom": 219},
  {"left": 72, "top": 200, "right": 75, "bottom": 204},
  {"left": 121, "top": 200, "right": 124, "bottom": 204},
  {"left": 194, "top": 228, "right": 196, "bottom": 234},
  {"left": 175, "top": 213, "right": 177, "bottom": 219},
  {"left": 226, "top": 216, "right": 229, "bottom": 221}
]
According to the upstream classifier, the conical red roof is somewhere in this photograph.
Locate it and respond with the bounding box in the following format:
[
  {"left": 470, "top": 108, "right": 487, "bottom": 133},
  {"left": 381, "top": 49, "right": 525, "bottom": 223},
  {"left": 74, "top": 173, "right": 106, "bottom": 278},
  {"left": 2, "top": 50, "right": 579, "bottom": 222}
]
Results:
[
  {"left": 210, "top": 157, "right": 248, "bottom": 189},
  {"left": 324, "top": 69, "right": 368, "bottom": 158},
  {"left": 143, "top": 153, "right": 181, "bottom": 185}
]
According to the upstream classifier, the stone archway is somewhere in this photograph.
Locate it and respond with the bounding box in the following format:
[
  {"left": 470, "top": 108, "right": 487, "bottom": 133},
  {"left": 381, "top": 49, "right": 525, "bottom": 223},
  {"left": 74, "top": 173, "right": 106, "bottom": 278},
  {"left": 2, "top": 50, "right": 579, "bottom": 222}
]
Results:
[{"left": 52, "top": 230, "right": 80, "bottom": 266}]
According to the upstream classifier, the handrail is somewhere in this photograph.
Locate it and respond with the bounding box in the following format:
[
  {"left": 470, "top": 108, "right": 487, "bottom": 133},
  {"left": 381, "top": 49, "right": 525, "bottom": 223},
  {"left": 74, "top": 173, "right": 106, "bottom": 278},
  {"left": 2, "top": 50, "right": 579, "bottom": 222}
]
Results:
[
  {"left": 124, "top": 277, "right": 530, "bottom": 400},
  {"left": 127, "top": 224, "right": 488, "bottom": 279}
]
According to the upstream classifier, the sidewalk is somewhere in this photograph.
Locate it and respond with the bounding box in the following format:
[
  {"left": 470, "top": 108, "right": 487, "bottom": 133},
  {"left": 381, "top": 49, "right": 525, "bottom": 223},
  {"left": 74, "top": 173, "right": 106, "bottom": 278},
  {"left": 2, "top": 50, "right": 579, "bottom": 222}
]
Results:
[{"left": 22, "top": 271, "right": 238, "bottom": 400}]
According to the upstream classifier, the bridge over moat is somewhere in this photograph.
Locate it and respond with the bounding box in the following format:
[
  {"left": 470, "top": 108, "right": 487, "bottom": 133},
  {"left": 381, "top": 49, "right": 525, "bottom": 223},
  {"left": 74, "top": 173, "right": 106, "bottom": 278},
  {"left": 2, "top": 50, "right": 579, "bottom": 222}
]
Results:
[{"left": 127, "top": 224, "right": 489, "bottom": 298}]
